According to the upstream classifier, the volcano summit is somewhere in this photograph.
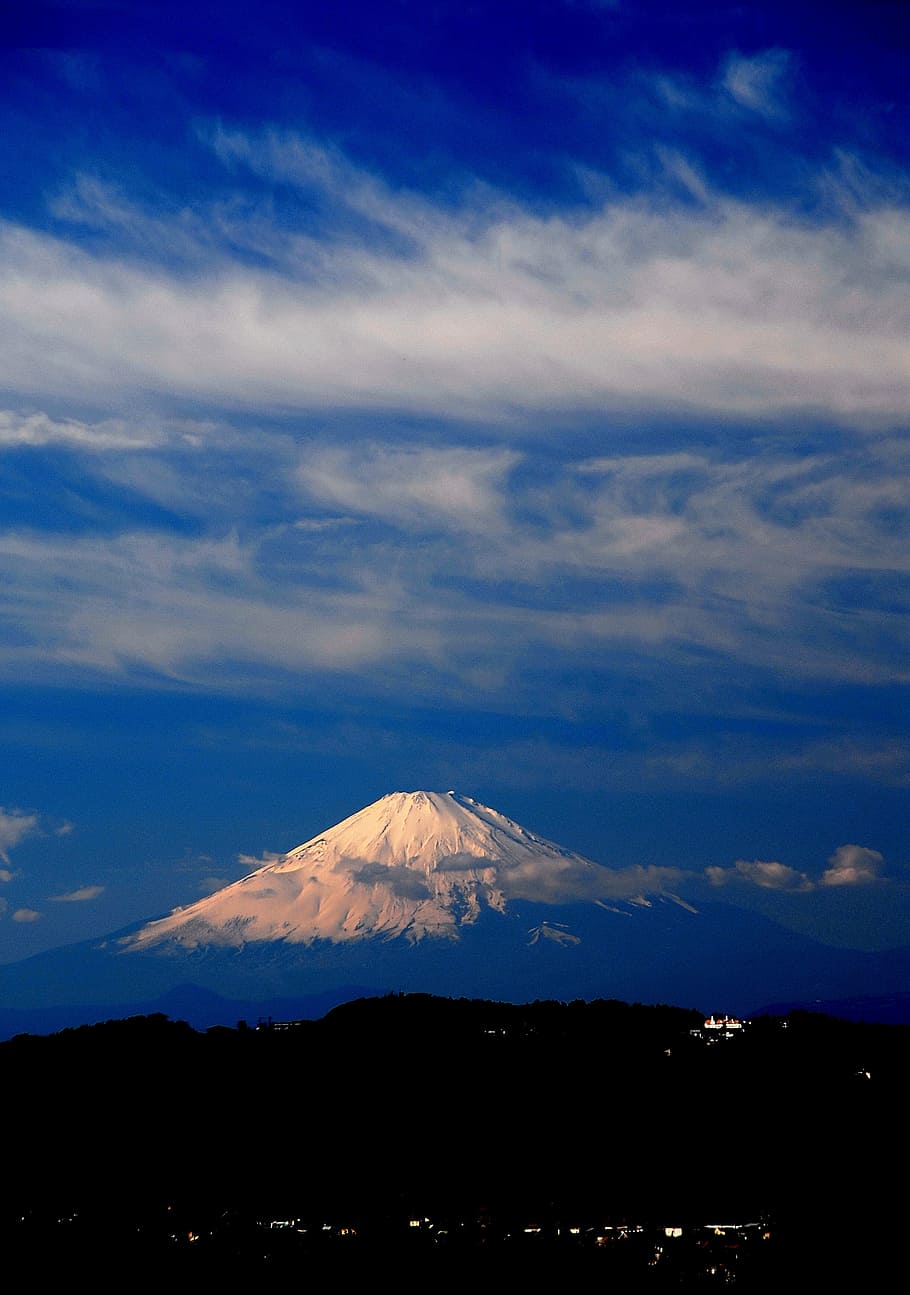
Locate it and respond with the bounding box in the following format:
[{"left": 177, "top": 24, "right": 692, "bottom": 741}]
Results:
[
  {"left": 124, "top": 789, "right": 633, "bottom": 952},
  {"left": 2, "top": 790, "right": 908, "bottom": 1034}
]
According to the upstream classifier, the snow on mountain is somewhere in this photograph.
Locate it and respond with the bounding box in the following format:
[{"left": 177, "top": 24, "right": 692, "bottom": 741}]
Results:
[
  {"left": 6, "top": 789, "right": 909, "bottom": 1030},
  {"left": 123, "top": 790, "right": 618, "bottom": 953}
]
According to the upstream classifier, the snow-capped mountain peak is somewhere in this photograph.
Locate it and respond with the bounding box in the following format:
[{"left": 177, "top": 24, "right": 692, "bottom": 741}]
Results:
[{"left": 123, "top": 790, "right": 608, "bottom": 953}]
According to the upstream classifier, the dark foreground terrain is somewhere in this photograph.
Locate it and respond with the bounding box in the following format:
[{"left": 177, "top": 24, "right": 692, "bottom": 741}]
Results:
[{"left": 2, "top": 995, "right": 904, "bottom": 1286}]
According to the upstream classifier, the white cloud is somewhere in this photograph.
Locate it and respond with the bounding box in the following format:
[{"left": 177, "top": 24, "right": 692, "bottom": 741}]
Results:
[
  {"left": 48, "top": 173, "right": 219, "bottom": 266},
  {"left": 297, "top": 444, "right": 519, "bottom": 532},
  {"left": 237, "top": 852, "right": 285, "bottom": 870},
  {"left": 500, "top": 858, "right": 687, "bottom": 904},
  {"left": 0, "top": 409, "right": 162, "bottom": 451},
  {"left": 0, "top": 528, "right": 419, "bottom": 682},
  {"left": 707, "top": 859, "right": 814, "bottom": 891},
  {"left": 705, "top": 844, "right": 887, "bottom": 892},
  {"left": 821, "top": 844, "right": 884, "bottom": 887},
  {"left": 721, "top": 49, "right": 791, "bottom": 118},
  {"left": 2, "top": 138, "right": 910, "bottom": 424},
  {"left": 0, "top": 426, "right": 907, "bottom": 699},
  {"left": 627, "top": 736, "right": 910, "bottom": 790},
  {"left": 0, "top": 809, "right": 38, "bottom": 864},
  {"left": 49, "top": 885, "right": 105, "bottom": 902},
  {"left": 12, "top": 908, "right": 42, "bottom": 922}
]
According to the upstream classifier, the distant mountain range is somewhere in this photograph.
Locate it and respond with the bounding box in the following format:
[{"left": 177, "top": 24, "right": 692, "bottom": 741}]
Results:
[{"left": 2, "top": 790, "right": 909, "bottom": 1036}]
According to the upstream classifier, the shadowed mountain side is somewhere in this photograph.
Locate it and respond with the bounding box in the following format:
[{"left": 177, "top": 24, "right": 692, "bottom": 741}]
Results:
[{"left": 3, "top": 901, "right": 910, "bottom": 1037}]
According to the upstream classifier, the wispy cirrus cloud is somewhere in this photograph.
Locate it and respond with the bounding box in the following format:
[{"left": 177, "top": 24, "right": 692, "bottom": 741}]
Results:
[
  {"left": 2, "top": 128, "right": 910, "bottom": 425},
  {"left": 639, "top": 737, "right": 910, "bottom": 791},
  {"left": 49, "top": 885, "right": 105, "bottom": 903},
  {"left": 297, "top": 444, "right": 520, "bottom": 532},
  {"left": 721, "top": 49, "right": 792, "bottom": 118},
  {"left": 0, "top": 429, "right": 907, "bottom": 702},
  {"left": 0, "top": 409, "right": 165, "bottom": 451}
]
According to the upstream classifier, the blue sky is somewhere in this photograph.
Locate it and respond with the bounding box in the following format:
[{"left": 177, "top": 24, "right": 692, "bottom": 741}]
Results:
[{"left": 1, "top": 0, "right": 909, "bottom": 963}]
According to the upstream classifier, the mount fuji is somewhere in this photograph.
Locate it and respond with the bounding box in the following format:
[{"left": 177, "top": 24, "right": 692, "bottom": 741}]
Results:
[
  {"left": 123, "top": 789, "right": 662, "bottom": 953},
  {"left": 2, "top": 789, "right": 910, "bottom": 1034}
]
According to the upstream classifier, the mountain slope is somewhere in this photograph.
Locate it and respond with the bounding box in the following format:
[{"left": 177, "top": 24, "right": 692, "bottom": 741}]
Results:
[
  {"left": 122, "top": 790, "right": 635, "bottom": 952},
  {"left": 3, "top": 789, "right": 910, "bottom": 1035}
]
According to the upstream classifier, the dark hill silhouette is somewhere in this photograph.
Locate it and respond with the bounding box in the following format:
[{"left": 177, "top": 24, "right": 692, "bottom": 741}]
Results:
[
  {"left": 2, "top": 995, "right": 906, "bottom": 1285},
  {"left": 2, "top": 995, "right": 906, "bottom": 1212}
]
